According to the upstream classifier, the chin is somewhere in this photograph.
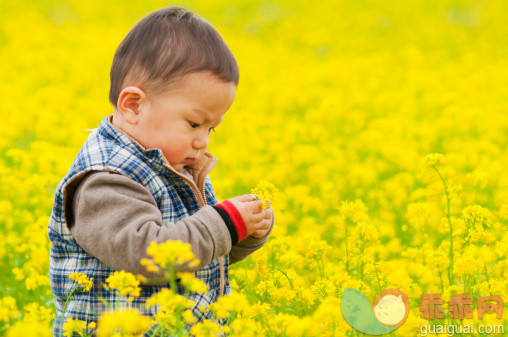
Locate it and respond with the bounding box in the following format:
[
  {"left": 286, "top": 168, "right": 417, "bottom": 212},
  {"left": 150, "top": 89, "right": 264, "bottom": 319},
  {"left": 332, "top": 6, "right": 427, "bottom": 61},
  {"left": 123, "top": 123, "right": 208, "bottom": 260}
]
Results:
[{"left": 169, "top": 162, "right": 182, "bottom": 170}]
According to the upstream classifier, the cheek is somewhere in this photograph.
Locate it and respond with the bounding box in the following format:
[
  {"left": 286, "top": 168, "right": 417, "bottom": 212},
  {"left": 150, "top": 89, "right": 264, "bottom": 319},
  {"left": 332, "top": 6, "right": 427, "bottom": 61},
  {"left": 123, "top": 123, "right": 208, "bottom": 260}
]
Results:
[{"left": 167, "top": 135, "right": 191, "bottom": 154}]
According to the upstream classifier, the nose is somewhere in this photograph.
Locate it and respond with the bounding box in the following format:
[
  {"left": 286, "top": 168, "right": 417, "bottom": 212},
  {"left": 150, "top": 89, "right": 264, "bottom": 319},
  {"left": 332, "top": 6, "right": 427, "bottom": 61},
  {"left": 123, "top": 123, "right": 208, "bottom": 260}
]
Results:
[{"left": 192, "top": 132, "right": 209, "bottom": 151}]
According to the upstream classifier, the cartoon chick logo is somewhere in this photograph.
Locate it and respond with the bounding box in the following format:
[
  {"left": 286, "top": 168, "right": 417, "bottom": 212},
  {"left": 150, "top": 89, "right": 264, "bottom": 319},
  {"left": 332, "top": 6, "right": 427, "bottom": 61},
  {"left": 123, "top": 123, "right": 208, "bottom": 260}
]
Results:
[{"left": 341, "top": 288, "right": 410, "bottom": 335}]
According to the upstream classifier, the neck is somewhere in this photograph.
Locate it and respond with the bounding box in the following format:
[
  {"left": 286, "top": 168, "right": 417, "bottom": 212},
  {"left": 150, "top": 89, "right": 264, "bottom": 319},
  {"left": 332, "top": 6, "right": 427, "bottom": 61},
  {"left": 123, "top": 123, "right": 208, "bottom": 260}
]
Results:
[{"left": 111, "top": 110, "right": 132, "bottom": 135}]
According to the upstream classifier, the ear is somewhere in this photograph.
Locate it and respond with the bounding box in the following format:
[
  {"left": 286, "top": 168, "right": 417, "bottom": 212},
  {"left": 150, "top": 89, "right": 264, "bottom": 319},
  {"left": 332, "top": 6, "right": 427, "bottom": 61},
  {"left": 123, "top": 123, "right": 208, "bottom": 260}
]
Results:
[{"left": 116, "top": 86, "right": 146, "bottom": 125}]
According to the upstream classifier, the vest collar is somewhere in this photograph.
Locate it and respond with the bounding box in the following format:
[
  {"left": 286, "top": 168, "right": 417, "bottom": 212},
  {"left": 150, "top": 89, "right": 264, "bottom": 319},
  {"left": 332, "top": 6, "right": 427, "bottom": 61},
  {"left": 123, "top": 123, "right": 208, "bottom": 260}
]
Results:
[{"left": 97, "top": 114, "right": 218, "bottom": 179}]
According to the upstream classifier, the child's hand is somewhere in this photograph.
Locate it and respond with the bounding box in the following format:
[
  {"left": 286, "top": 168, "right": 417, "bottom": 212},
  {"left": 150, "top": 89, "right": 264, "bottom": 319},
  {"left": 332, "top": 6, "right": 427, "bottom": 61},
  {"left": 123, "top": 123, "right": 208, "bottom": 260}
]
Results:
[
  {"left": 250, "top": 204, "right": 273, "bottom": 238},
  {"left": 227, "top": 195, "right": 273, "bottom": 238}
]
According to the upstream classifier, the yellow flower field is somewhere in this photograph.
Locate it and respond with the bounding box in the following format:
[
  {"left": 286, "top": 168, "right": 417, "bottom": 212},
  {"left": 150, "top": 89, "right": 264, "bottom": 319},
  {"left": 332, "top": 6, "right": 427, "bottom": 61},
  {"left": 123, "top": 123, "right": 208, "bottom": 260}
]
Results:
[{"left": 0, "top": 0, "right": 506, "bottom": 336}]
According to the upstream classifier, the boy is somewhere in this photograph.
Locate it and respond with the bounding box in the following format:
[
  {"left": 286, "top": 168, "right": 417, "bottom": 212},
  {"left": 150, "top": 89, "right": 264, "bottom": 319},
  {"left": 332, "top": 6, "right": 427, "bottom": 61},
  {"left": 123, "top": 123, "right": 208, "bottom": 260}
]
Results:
[{"left": 48, "top": 6, "right": 274, "bottom": 335}]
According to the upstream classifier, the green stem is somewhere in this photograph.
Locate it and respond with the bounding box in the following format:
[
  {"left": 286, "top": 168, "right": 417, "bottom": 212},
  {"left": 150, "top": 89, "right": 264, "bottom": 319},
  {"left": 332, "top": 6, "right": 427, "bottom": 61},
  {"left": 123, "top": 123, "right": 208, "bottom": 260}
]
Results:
[
  {"left": 168, "top": 265, "right": 178, "bottom": 294},
  {"left": 260, "top": 314, "right": 273, "bottom": 337},
  {"left": 317, "top": 257, "right": 325, "bottom": 279},
  {"left": 374, "top": 265, "right": 382, "bottom": 295},
  {"left": 345, "top": 218, "right": 350, "bottom": 276},
  {"left": 433, "top": 166, "right": 454, "bottom": 285},
  {"left": 438, "top": 268, "right": 444, "bottom": 293},
  {"left": 482, "top": 253, "right": 491, "bottom": 289},
  {"left": 462, "top": 274, "right": 466, "bottom": 293},
  {"left": 149, "top": 323, "right": 164, "bottom": 337},
  {"left": 360, "top": 233, "right": 365, "bottom": 282},
  {"left": 167, "top": 264, "right": 185, "bottom": 335},
  {"left": 418, "top": 218, "right": 426, "bottom": 265},
  {"left": 269, "top": 265, "right": 294, "bottom": 289},
  {"left": 60, "top": 286, "right": 78, "bottom": 337}
]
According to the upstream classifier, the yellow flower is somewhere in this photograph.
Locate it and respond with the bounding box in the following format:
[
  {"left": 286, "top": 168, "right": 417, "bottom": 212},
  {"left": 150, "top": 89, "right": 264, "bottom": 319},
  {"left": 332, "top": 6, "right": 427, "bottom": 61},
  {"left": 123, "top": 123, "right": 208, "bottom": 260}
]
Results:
[
  {"left": 69, "top": 273, "right": 93, "bottom": 292},
  {"left": 243, "top": 302, "right": 272, "bottom": 319},
  {"left": 176, "top": 272, "right": 208, "bottom": 294},
  {"left": 462, "top": 204, "right": 495, "bottom": 228},
  {"left": 337, "top": 199, "right": 370, "bottom": 225},
  {"left": 500, "top": 203, "right": 508, "bottom": 220},
  {"left": 63, "top": 317, "right": 87, "bottom": 337},
  {"left": 0, "top": 296, "right": 19, "bottom": 323},
  {"left": 152, "top": 310, "right": 177, "bottom": 331},
  {"left": 251, "top": 181, "right": 279, "bottom": 209},
  {"left": 461, "top": 204, "right": 496, "bottom": 244},
  {"left": 22, "top": 302, "right": 54, "bottom": 326},
  {"left": 312, "top": 297, "right": 350, "bottom": 335},
  {"left": 145, "top": 288, "right": 194, "bottom": 311},
  {"left": 97, "top": 310, "right": 152, "bottom": 337},
  {"left": 421, "top": 153, "right": 446, "bottom": 168},
  {"left": 230, "top": 318, "right": 263, "bottom": 337},
  {"left": 5, "top": 321, "right": 51, "bottom": 337},
  {"left": 269, "top": 313, "right": 316, "bottom": 337},
  {"left": 145, "top": 288, "right": 196, "bottom": 330},
  {"left": 189, "top": 319, "right": 224, "bottom": 337},
  {"left": 143, "top": 241, "right": 198, "bottom": 272},
  {"left": 106, "top": 271, "right": 141, "bottom": 301},
  {"left": 209, "top": 292, "right": 249, "bottom": 319},
  {"left": 181, "top": 309, "right": 197, "bottom": 324}
]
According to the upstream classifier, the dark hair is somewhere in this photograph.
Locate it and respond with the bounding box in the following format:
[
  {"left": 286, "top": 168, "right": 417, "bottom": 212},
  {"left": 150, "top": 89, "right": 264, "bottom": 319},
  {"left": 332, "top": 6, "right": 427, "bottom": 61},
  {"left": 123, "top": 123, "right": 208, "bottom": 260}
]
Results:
[{"left": 109, "top": 7, "right": 239, "bottom": 107}]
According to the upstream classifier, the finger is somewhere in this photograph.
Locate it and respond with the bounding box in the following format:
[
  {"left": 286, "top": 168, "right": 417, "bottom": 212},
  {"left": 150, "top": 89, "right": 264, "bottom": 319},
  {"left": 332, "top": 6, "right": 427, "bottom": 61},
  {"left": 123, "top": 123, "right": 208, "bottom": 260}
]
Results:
[
  {"left": 262, "top": 218, "right": 272, "bottom": 228},
  {"left": 251, "top": 211, "right": 266, "bottom": 223},
  {"left": 250, "top": 229, "right": 264, "bottom": 238},
  {"left": 249, "top": 200, "right": 264, "bottom": 213},
  {"left": 252, "top": 223, "right": 270, "bottom": 237},
  {"left": 254, "top": 208, "right": 270, "bottom": 220},
  {"left": 235, "top": 194, "right": 256, "bottom": 202},
  {"left": 253, "top": 217, "right": 271, "bottom": 230}
]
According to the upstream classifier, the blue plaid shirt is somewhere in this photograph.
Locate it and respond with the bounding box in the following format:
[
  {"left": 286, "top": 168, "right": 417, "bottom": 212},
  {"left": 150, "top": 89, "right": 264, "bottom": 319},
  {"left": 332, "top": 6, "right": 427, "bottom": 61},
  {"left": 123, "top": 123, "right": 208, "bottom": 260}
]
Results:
[{"left": 48, "top": 115, "right": 231, "bottom": 336}]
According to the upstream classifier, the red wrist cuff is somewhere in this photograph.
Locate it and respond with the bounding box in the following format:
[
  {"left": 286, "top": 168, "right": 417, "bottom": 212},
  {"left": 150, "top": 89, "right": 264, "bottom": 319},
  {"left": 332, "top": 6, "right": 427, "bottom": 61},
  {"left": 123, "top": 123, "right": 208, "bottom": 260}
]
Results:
[{"left": 216, "top": 200, "right": 248, "bottom": 241}]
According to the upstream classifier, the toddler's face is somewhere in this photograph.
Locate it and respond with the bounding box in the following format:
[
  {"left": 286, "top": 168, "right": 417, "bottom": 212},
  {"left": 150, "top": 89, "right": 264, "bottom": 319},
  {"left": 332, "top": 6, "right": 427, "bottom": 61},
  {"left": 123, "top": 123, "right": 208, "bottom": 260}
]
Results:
[{"left": 131, "top": 71, "right": 236, "bottom": 171}]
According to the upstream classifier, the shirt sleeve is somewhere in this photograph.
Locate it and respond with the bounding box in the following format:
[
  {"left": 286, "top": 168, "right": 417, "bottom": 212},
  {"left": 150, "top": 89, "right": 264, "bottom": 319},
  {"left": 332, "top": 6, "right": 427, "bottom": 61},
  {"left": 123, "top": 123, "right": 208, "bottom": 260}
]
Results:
[
  {"left": 228, "top": 210, "right": 274, "bottom": 265},
  {"left": 67, "top": 170, "right": 233, "bottom": 285}
]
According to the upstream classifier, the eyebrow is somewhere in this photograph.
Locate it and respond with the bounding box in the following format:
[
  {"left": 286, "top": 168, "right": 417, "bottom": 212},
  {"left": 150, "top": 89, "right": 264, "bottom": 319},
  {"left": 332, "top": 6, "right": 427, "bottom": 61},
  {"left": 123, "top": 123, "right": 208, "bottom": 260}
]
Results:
[
  {"left": 192, "top": 108, "right": 223, "bottom": 125},
  {"left": 192, "top": 108, "right": 212, "bottom": 120}
]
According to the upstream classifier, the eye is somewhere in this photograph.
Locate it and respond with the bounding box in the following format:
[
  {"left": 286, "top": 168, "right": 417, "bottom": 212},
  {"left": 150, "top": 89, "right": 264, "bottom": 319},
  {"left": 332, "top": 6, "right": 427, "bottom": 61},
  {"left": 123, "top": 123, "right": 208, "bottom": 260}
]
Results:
[
  {"left": 189, "top": 121, "right": 200, "bottom": 128},
  {"left": 208, "top": 127, "right": 216, "bottom": 133}
]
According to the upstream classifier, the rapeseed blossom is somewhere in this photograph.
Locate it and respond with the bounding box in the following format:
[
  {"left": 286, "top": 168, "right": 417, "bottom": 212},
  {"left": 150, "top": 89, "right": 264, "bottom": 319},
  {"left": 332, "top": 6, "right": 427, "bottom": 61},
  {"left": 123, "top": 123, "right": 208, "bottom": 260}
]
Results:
[
  {"left": 1, "top": 0, "right": 507, "bottom": 335},
  {"left": 251, "top": 181, "right": 278, "bottom": 209},
  {"left": 105, "top": 271, "right": 141, "bottom": 302},
  {"left": 96, "top": 310, "right": 152, "bottom": 337},
  {"left": 69, "top": 273, "right": 93, "bottom": 292},
  {"left": 145, "top": 288, "right": 196, "bottom": 331},
  {"left": 189, "top": 319, "right": 225, "bottom": 337},
  {"left": 421, "top": 153, "right": 447, "bottom": 168},
  {"left": 176, "top": 272, "right": 208, "bottom": 294},
  {"left": 62, "top": 317, "right": 87, "bottom": 337},
  {"left": 209, "top": 292, "right": 249, "bottom": 319},
  {"left": 145, "top": 288, "right": 194, "bottom": 312},
  {"left": 141, "top": 241, "right": 198, "bottom": 272},
  {"left": 5, "top": 321, "right": 52, "bottom": 337},
  {"left": 0, "top": 297, "right": 19, "bottom": 323},
  {"left": 22, "top": 302, "right": 54, "bottom": 326}
]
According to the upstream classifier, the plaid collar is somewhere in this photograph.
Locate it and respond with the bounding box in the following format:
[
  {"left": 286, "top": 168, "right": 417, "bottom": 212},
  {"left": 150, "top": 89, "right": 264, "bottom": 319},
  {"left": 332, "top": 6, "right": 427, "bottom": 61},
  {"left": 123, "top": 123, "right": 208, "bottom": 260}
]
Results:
[{"left": 97, "top": 114, "right": 218, "bottom": 179}]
